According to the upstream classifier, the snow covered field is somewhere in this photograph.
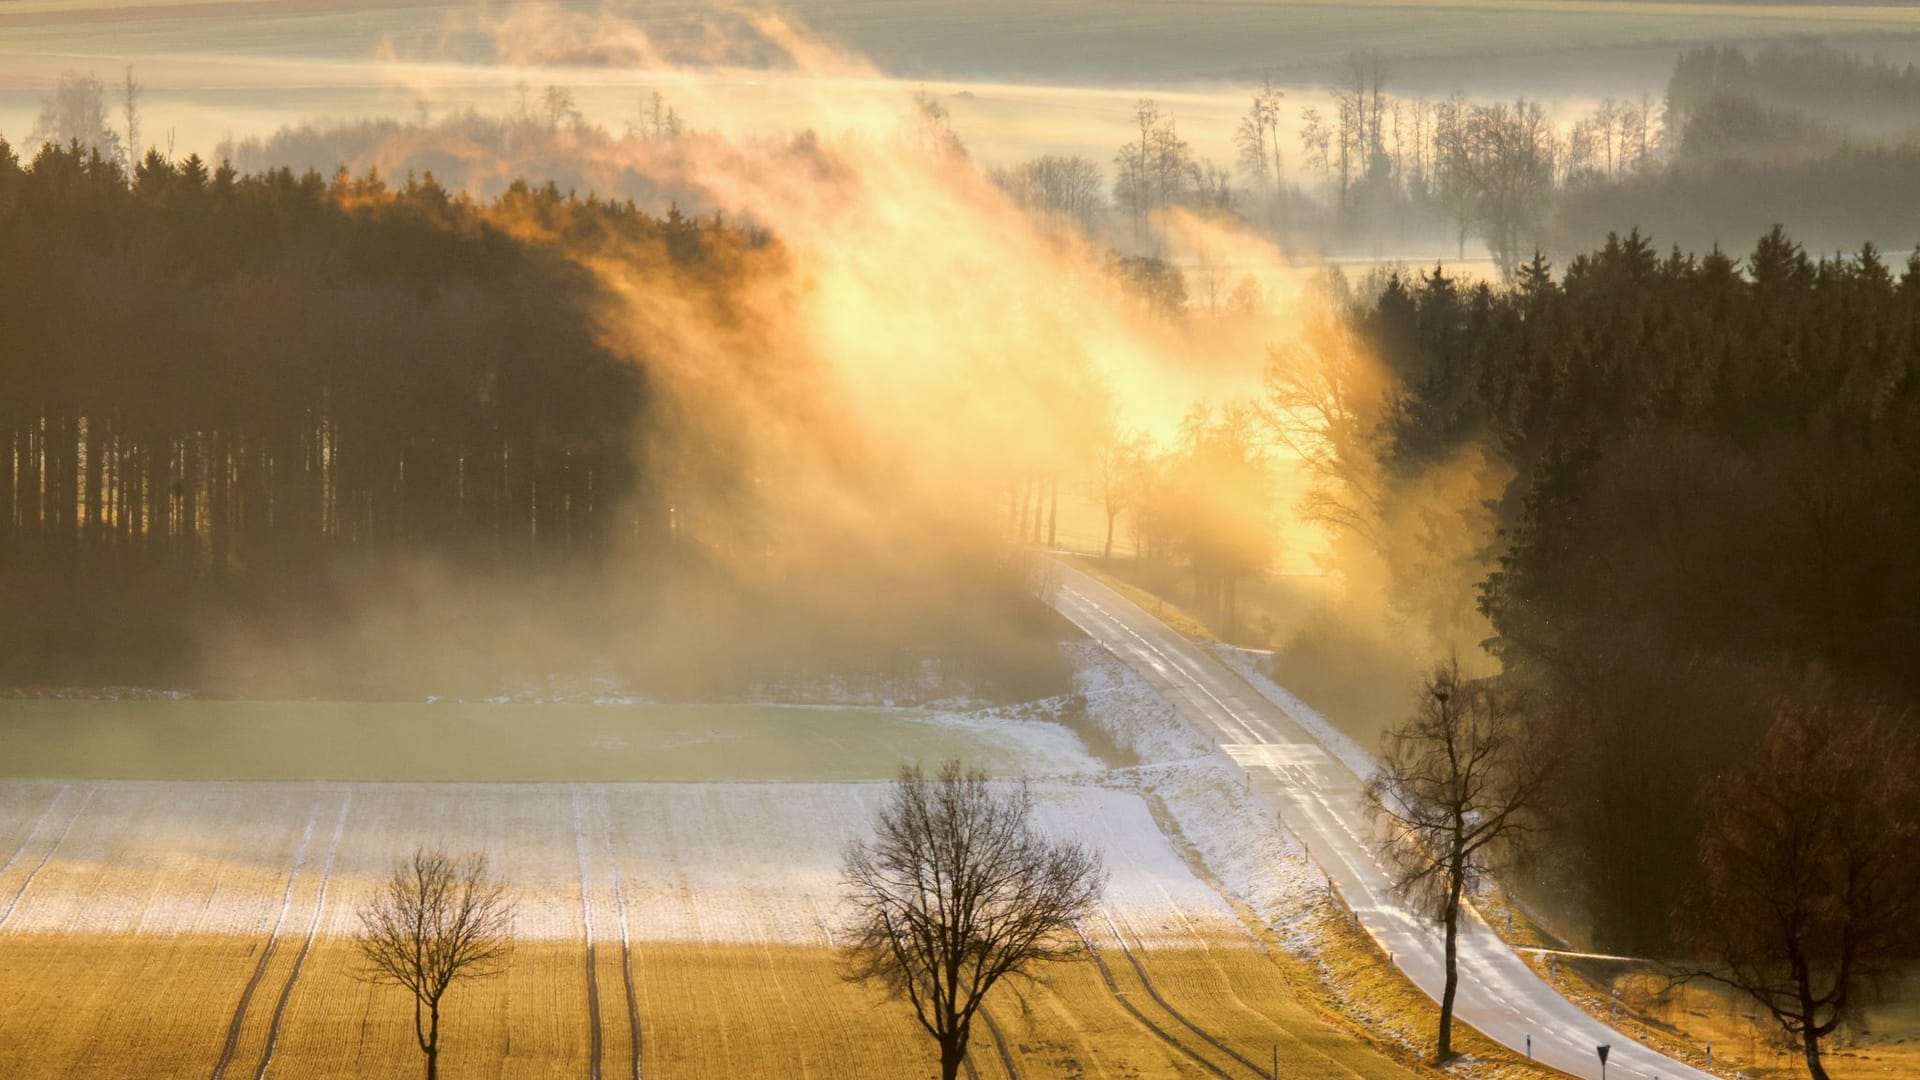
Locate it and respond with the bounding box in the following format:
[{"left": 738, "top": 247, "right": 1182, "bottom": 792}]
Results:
[
  {"left": 0, "top": 645, "right": 1320, "bottom": 951},
  {"left": 0, "top": 777, "right": 1255, "bottom": 946}
]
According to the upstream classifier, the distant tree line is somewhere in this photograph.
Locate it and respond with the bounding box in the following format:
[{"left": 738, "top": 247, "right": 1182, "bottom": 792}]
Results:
[
  {"left": 216, "top": 86, "right": 708, "bottom": 214},
  {"left": 1552, "top": 43, "right": 1920, "bottom": 255},
  {"left": 1666, "top": 41, "right": 1920, "bottom": 142},
  {"left": 64, "top": 40, "right": 1908, "bottom": 282},
  {"left": 995, "top": 42, "right": 1919, "bottom": 276}
]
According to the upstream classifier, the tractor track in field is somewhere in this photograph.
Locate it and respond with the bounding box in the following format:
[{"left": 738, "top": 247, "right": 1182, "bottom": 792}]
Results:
[
  {"left": 981, "top": 1008, "right": 1020, "bottom": 1080},
  {"left": 1101, "top": 913, "right": 1273, "bottom": 1079},
  {"left": 597, "top": 790, "right": 643, "bottom": 1080},
  {"left": 1130, "top": 786, "right": 1383, "bottom": 1080},
  {"left": 1076, "top": 923, "right": 1238, "bottom": 1080},
  {"left": 256, "top": 790, "right": 352, "bottom": 1079},
  {"left": 211, "top": 797, "right": 323, "bottom": 1080},
  {"left": 0, "top": 785, "right": 94, "bottom": 930},
  {"left": 0, "top": 786, "right": 71, "bottom": 884},
  {"left": 575, "top": 791, "right": 605, "bottom": 1080}
]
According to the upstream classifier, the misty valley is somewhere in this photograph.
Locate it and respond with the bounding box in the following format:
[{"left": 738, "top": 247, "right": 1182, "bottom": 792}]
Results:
[{"left": 3, "top": 2, "right": 1920, "bottom": 1079}]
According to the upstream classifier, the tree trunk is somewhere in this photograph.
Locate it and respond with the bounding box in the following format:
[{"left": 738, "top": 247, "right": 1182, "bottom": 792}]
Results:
[
  {"left": 1103, "top": 508, "right": 1116, "bottom": 561},
  {"left": 425, "top": 1004, "right": 440, "bottom": 1080},
  {"left": 83, "top": 414, "right": 103, "bottom": 538},
  {"left": 1437, "top": 871, "right": 1463, "bottom": 1061},
  {"left": 210, "top": 429, "right": 230, "bottom": 570},
  {"left": 939, "top": 1035, "right": 966, "bottom": 1080},
  {"left": 145, "top": 435, "right": 170, "bottom": 557},
  {"left": 1801, "top": 1024, "right": 1829, "bottom": 1080}
]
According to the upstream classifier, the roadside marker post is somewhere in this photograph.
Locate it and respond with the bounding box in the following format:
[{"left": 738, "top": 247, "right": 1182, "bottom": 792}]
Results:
[{"left": 1525, "top": 1033, "right": 1531, "bottom": 1059}]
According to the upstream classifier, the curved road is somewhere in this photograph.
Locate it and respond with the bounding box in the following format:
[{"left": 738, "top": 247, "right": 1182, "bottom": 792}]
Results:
[{"left": 1048, "top": 562, "right": 1713, "bottom": 1080}]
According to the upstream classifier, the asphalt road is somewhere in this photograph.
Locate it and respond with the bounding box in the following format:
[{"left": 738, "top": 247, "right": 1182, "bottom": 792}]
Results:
[{"left": 1048, "top": 561, "right": 1715, "bottom": 1080}]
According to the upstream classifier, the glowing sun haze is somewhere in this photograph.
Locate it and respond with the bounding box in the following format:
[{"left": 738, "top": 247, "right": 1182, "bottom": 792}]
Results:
[{"left": 405, "top": 7, "right": 1342, "bottom": 577}]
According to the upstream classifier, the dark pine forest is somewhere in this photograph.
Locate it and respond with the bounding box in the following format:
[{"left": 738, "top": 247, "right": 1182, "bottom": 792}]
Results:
[
  {"left": 1354, "top": 232, "right": 1920, "bottom": 949},
  {"left": 0, "top": 139, "right": 753, "bottom": 685}
]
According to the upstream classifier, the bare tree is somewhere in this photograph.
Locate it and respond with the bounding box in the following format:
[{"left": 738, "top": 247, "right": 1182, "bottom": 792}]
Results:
[
  {"left": 1262, "top": 305, "right": 1390, "bottom": 558},
  {"left": 1167, "top": 403, "right": 1274, "bottom": 639},
  {"left": 1620, "top": 94, "right": 1657, "bottom": 172},
  {"left": 29, "top": 71, "right": 123, "bottom": 166},
  {"left": 1298, "top": 105, "right": 1334, "bottom": 200},
  {"left": 912, "top": 87, "right": 968, "bottom": 161},
  {"left": 1091, "top": 427, "right": 1151, "bottom": 560},
  {"left": 120, "top": 65, "right": 141, "bottom": 166},
  {"left": 1367, "top": 660, "right": 1550, "bottom": 1062},
  {"left": 357, "top": 848, "right": 516, "bottom": 1080},
  {"left": 1429, "top": 93, "right": 1474, "bottom": 257},
  {"left": 843, "top": 761, "right": 1105, "bottom": 1080},
  {"left": 540, "top": 84, "right": 580, "bottom": 132},
  {"left": 1114, "top": 99, "right": 1161, "bottom": 242},
  {"left": 1453, "top": 99, "right": 1558, "bottom": 278},
  {"left": 993, "top": 155, "right": 1105, "bottom": 233},
  {"left": 1235, "top": 78, "right": 1285, "bottom": 227},
  {"left": 1678, "top": 700, "right": 1920, "bottom": 1080},
  {"left": 639, "top": 87, "right": 683, "bottom": 140}
]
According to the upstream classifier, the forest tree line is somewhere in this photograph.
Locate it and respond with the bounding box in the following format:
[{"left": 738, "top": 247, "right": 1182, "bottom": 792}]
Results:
[
  {"left": 0, "top": 132, "right": 1080, "bottom": 701},
  {"left": 1295, "top": 228, "right": 1920, "bottom": 952},
  {"left": 0, "top": 138, "right": 706, "bottom": 683}
]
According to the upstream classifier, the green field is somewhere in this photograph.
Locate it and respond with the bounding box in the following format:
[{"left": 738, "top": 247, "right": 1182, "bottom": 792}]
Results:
[{"left": 0, "top": 700, "right": 1083, "bottom": 782}]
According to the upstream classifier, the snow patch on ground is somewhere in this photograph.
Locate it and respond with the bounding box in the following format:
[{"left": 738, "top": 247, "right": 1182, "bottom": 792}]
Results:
[
  {"left": 1209, "top": 645, "right": 1380, "bottom": 781},
  {"left": 1060, "top": 642, "right": 1212, "bottom": 764},
  {"left": 0, "top": 686, "right": 194, "bottom": 701},
  {"left": 1126, "top": 761, "right": 1329, "bottom": 945},
  {"left": 912, "top": 709, "right": 1105, "bottom": 779}
]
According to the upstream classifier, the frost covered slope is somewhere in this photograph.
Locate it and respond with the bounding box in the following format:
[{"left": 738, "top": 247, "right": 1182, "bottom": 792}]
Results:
[{"left": 0, "top": 778, "right": 1242, "bottom": 946}]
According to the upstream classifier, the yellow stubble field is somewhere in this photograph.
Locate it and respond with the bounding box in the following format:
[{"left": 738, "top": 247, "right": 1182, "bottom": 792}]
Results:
[
  {"left": 0, "top": 933, "right": 1437, "bottom": 1080},
  {"left": 0, "top": 768, "right": 1439, "bottom": 1079}
]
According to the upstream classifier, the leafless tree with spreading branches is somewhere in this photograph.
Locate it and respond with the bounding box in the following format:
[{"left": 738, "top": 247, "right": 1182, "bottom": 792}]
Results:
[
  {"left": 357, "top": 848, "right": 516, "bottom": 1080},
  {"left": 1678, "top": 699, "right": 1920, "bottom": 1080},
  {"left": 1367, "top": 659, "right": 1551, "bottom": 1062},
  {"left": 842, "top": 761, "right": 1105, "bottom": 1080}
]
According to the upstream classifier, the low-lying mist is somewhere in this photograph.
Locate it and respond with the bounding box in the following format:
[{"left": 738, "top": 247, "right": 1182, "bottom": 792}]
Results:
[
  {"left": 235, "top": 13, "right": 1499, "bottom": 707},
  {"left": 3, "top": 7, "right": 1514, "bottom": 711}
]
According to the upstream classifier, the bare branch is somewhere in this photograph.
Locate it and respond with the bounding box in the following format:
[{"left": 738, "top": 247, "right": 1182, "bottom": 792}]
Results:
[
  {"left": 842, "top": 761, "right": 1105, "bottom": 1080},
  {"left": 356, "top": 846, "right": 516, "bottom": 1077}
]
